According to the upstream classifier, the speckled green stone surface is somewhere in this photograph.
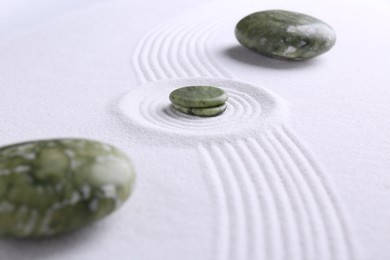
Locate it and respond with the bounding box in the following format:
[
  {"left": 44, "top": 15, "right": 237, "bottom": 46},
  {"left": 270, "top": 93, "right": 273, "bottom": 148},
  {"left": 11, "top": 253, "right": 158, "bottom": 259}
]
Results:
[
  {"left": 169, "top": 86, "right": 228, "bottom": 108},
  {"left": 0, "top": 139, "right": 136, "bottom": 238},
  {"left": 173, "top": 103, "right": 227, "bottom": 117},
  {"left": 235, "top": 10, "right": 336, "bottom": 60}
]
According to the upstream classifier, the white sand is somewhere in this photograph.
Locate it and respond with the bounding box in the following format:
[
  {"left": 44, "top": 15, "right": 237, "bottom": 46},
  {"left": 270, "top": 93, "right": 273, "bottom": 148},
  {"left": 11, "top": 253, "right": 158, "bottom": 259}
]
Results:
[{"left": 1, "top": 0, "right": 390, "bottom": 259}]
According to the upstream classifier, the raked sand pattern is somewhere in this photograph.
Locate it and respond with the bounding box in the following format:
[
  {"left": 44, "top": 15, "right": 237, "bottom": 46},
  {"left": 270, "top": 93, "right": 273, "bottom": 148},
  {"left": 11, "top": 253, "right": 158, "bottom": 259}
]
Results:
[
  {"left": 120, "top": 6, "right": 357, "bottom": 260},
  {"left": 119, "top": 77, "right": 287, "bottom": 144}
]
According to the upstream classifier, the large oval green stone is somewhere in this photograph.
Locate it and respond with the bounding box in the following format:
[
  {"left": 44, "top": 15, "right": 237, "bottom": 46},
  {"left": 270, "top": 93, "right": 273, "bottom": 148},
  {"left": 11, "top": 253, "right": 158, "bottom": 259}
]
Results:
[
  {"left": 169, "top": 86, "right": 228, "bottom": 108},
  {"left": 0, "top": 138, "right": 136, "bottom": 238},
  {"left": 235, "top": 10, "right": 336, "bottom": 60}
]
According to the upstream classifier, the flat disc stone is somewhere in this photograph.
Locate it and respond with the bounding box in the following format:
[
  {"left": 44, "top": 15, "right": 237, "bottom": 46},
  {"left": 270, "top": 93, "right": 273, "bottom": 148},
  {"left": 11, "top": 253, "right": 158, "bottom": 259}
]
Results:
[
  {"left": 173, "top": 103, "right": 227, "bottom": 117},
  {"left": 235, "top": 10, "right": 336, "bottom": 60},
  {"left": 0, "top": 138, "right": 136, "bottom": 238},
  {"left": 169, "top": 86, "right": 228, "bottom": 108}
]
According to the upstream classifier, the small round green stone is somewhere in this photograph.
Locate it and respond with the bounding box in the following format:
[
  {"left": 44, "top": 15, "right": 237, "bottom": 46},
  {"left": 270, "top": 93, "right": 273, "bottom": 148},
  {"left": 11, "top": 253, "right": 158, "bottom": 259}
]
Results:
[
  {"left": 235, "top": 10, "right": 336, "bottom": 60},
  {"left": 169, "top": 86, "right": 228, "bottom": 108},
  {"left": 172, "top": 103, "right": 227, "bottom": 117},
  {"left": 0, "top": 138, "right": 136, "bottom": 238}
]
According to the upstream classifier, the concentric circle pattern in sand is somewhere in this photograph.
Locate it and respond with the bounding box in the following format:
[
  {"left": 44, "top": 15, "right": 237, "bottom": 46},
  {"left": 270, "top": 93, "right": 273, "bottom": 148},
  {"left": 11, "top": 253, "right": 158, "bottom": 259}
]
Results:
[{"left": 119, "top": 77, "right": 287, "bottom": 142}]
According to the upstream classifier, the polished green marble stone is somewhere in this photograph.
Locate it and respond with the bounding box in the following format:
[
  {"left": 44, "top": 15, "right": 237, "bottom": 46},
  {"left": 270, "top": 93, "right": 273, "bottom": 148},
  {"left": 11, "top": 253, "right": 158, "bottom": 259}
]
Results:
[
  {"left": 169, "top": 86, "right": 228, "bottom": 108},
  {"left": 235, "top": 10, "right": 336, "bottom": 60},
  {"left": 0, "top": 138, "right": 136, "bottom": 238},
  {"left": 173, "top": 103, "right": 227, "bottom": 117}
]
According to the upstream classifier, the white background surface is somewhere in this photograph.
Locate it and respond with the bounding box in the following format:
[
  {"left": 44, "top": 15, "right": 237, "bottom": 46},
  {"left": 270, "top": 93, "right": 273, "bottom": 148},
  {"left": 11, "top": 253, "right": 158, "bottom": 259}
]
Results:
[
  {"left": 0, "top": 0, "right": 106, "bottom": 36},
  {"left": 1, "top": 0, "right": 390, "bottom": 259}
]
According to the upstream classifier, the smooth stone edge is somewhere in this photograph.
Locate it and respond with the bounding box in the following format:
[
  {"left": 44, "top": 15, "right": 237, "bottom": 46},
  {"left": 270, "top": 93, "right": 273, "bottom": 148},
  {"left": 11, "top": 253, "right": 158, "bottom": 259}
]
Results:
[
  {"left": 172, "top": 103, "right": 227, "bottom": 117},
  {"left": 0, "top": 138, "right": 136, "bottom": 238},
  {"left": 234, "top": 9, "right": 336, "bottom": 61},
  {"left": 169, "top": 86, "right": 228, "bottom": 108}
]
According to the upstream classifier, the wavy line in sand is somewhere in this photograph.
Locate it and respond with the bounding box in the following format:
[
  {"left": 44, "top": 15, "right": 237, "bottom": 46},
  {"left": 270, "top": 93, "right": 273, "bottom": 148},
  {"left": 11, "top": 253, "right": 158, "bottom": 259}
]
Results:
[
  {"left": 198, "top": 140, "right": 277, "bottom": 260},
  {"left": 186, "top": 19, "right": 227, "bottom": 78},
  {"left": 158, "top": 14, "right": 205, "bottom": 78},
  {"left": 133, "top": 12, "right": 202, "bottom": 82},
  {"left": 209, "top": 143, "right": 248, "bottom": 260},
  {"left": 198, "top": 144, "right": 230, "bottom": 260},
  {"left": 259, "top": 133, "right": 319, "bottom": 260},
  {"left": 132, "top": 9, "right": 232, "bottom": 82},
  {"left": 267, "top": 132, "right": 327, "bottom": 259},
  {"left": 235, "top": 139, "right": 282, "bottom": 260},
  {"left": 252, "top": 136, "right": 302, "bottom": 259},
  {"left": 164, "top": 15, "right": 231, "bottom": 78},
  {"left": 132, "top": 12, "right": 201, "bottom": 83},
  {"left": 132, "top": 22, "right": 163, "bottom": 83},
  {"left": 197, "top": 135, "right": 355, "bottom": 260},
  {"left": 162, "top": 15, "right": 203, "bottom": 78},
  {"left": 277, "top": 127, "right": 357, "bottom": 260}
]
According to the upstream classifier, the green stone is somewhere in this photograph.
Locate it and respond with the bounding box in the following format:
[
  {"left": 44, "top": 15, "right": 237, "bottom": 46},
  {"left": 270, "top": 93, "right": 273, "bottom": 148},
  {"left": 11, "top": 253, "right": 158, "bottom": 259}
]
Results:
[
  {"left": 0, "top": 138, "right": 136, "bottom": 238},
  {"left": 172, "top": 103, "right": 227, "bottom": 117},
  {"left": 235, "top": 10, "right": 336, "bottom": 60},
  {"left": 169, "top": 86, "right": 228, "bottom": 108}
]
